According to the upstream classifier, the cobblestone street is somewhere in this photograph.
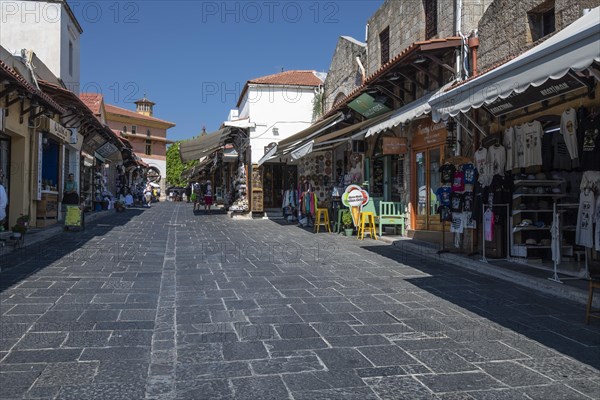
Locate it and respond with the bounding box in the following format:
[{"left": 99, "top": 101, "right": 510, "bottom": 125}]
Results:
[{"left": 0, "top": 202, "right": 599, "bottom": 399}]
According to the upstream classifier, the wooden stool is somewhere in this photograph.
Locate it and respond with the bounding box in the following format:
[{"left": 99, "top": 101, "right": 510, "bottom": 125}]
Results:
[
  {"left": 314, "top": 208, "right": 331, "bottom": 233},
  {"left": 357, "top": 212, "right": 377, "bottom": 240},
  {"left": 585, "top": 278, "right": 600, "bottom": 324}
]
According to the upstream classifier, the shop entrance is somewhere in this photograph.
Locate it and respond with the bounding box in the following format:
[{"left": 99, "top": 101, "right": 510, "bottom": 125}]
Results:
[
  {"left": 0, "top": 133, "right": 10, "bottom": 230},
  {"left": 413, "top": 147, "right": 443, "bottom": 230},
  {"left": 262, "top": 164, "right": 297, "bottom": 209}
]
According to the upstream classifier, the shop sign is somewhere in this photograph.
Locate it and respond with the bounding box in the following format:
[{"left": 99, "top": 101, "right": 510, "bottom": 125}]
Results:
[
  {"left": 383, "top": 137, "right": 408, "bottom": 155},
  {"left": 348, "top": 93, "right": 391, "bottom": 119},
  {"left": 412, "top": 119, "right": 447, "bottom": 148},
  {"left": 485, "top": 73, "right": 586, "bottom": 116},
  {"left": 341, "top": 184, "right": 370, "bottom": 227},
  {"left": 37, "top": 132, "right": 43, "bottom": 201},
  {"left": 95, "top": 141, "right": 119, "bottom": 158},
  {"left": 48, "top": 118, "right": 70, "bottom": 142}
]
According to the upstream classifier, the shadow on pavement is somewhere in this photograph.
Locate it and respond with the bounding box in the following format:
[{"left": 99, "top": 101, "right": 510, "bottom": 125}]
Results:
[
  {"left": 0, "top": 208, "right": 146, "bottom": 293},
  {"left": 359, "top": 243, "right": 600, "bottom": 371}
]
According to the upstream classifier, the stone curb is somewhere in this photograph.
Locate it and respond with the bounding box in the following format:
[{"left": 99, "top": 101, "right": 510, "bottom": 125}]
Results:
[{"left": 376, "top": 235, "right": 599, "bottom": 308}]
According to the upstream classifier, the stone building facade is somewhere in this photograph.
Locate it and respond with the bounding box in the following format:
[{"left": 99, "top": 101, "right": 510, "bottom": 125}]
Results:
[
  {"left": 323, "top": 36, "right": 367, "bottom": 113},
  {"left": 365, "top": 0, "right": 492, "bottom": 75},
  {"left": 477, "top": 0, "right": 600, "bottom": 71}
]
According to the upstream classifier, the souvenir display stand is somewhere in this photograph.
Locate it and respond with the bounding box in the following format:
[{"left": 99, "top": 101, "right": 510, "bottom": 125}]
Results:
[
  {"left": 480, "top": 203, "right": 511, "bottom": 263},
  {"left": 437, "top": 156, "right": 476, "bottom": 255}
]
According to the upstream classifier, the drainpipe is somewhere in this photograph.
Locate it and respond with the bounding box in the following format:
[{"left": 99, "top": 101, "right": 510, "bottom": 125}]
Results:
[
  {"left": 468, "top": 31, "right": 480, "bottom": 77},
  {"left": 454, "top": 0, "right": 463, "bottom": 156}
]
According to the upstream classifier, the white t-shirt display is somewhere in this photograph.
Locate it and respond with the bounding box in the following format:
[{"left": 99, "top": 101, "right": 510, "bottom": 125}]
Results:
[
  {"left": 474, "top": 147, "right": 491, "bottom": 185},
  {"left": 561, "top": 108, "right": 579, "bottom": 160},
  {"left": 503, "top": 127, "right": 515, "bottom": 171},
  {"left": 514, "top": 124, "right": 525, "bottom": 169},
  {"left": 523, "top": 121, "right": 543, "bottom": 168},
  {"left": 576, "top": 189, "right": 595, "bottom": 248},
  {"left": 487, "top": 144, "right": 506, "bottom": 176}
]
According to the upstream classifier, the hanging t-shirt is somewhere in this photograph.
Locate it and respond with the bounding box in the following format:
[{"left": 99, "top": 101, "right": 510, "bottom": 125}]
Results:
[
  {"left": 463, "top": 163, "right": 476, "bottom": 185},
  {"left": 450, "top": 192, "right": 463, "bottom": 212},
  {"left": 560, "top": 108, "right": 579, "bottom": 160},
  {"left": 514, "top": 124, "right": 526, "bottom": 169},
  {"left": 484, "top": 208, "right": 494, "bottom": 241},
  {"left": 595, "top": 194, "right": 600, "bottom": 252},
  {"left": 523, "top": 121, "right": 543, "bottom": 167},
  {"left": 503, "top": 127, "right": 515, "bottom": 171},
  {"left": 487, "top": 144, "right": 506, "bottom": 176},
  {"left": 450, "top": 212, "right": 466, "bottom": 233},
  {"left": 552, "top": 132, "right": 574, "bottom": 171},
  {"left": 580, "top": 114, "right": 600, "bottom": 171},
  {"left": 474, "top": 147, "right": 488, "bottom": 174},
  {"left": 576, "top": 189, "right": 595, "bottom": 248},
  {"left": 439, "top": 164, "right": 456, "bottom": 184},
  {"left": 452, "top": 171, "right": 465, "bottom": 192},
  {"left": 462, "top": 191, "right": 474, "bottom": 213},
  {"left": 436, "top": 186, "right": 452, "bottom": 207}
]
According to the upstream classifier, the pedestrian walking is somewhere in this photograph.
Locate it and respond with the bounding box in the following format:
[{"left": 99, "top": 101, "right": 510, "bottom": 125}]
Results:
[
  {"left": 192, "top": 181, "right": 202, "bottom": 211},
  {"left": 185, "top": 184, "right": 192, "bottom": 203},
  {"left": 144, "top": 183, "right": 152, "bottom": 207},
  {"left": 204, "top": 180, "right": 213, "bottom": 211}
]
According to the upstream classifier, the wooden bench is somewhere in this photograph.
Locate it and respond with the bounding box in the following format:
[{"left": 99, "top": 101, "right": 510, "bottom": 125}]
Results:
[{"left": 361, "top": 198, "right": 407, "bottom": 237}]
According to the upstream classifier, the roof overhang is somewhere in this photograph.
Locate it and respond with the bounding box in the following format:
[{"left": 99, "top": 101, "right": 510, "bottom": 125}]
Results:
[
  {"left": 179, "top": 127, "right": 233, "bottom": 163},
  {"left": 430, "top": 7, "right": 600, "bottom": 122}
]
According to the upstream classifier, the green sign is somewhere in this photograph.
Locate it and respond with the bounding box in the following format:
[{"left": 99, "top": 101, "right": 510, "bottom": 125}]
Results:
[{"left": 348, "top": 93, "right": 391, "bottom": 118}]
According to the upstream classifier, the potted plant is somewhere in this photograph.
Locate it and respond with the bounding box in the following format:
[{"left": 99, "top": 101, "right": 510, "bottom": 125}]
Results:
[
  {"left": 114, "top": 200, "right": 125, "bottom": 212},
  {"left": 11, "top": 214, "right": 30, "bottom": 238},
  {"left": 342, "top": 212, "right": 354, "bottom": 237}
]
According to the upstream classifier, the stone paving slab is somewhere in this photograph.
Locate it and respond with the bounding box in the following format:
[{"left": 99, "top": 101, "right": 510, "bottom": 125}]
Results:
[{"left": 0, "top": 202, "right": 598, "bottom": 399}]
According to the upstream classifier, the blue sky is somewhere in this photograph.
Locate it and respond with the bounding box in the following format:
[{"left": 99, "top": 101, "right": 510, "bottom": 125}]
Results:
[{"left": 77, "top": 1, "right": 383, "bottom": 141}]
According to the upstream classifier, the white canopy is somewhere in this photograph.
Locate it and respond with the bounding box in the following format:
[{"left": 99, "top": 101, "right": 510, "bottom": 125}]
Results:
[
  {"left": 290, "top": 141, "right": 314, "bottom": 160},
  {"left": 365, "top": 88, "right": 444, "bottom": 137},
  {"left": 430, "top": 7, "right": 600, "bottom": 122}
]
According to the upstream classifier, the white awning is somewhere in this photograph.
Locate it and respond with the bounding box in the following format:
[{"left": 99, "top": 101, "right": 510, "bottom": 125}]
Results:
[
  {"left": 430, "top": 7, "right": 600, "bottom": 122},
  {"left": 179, "top": 127, "right": 233, "bottom": 163},
  {"left": 365, "top": 89, "right": 444, "bottom": 137},
  {"left": 223, "top": 118, "right": 255, "bottom": 129},
  {"left": 257, "top": 145, "right": 278, "bottom": 166},
  {"left": 291, "top": 141, "right": 314, "bottom": 160}
]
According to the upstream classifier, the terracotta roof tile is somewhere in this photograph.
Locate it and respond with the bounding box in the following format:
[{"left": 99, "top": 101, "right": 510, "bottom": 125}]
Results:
[
  {"left": 322, "top": 37, "right": 463, "bottom": 119},
  {"left": 0, "top": 60, "right": 65, "bottom": 113},
  {"left": 79, "top": 93, "right": 103, "bottom": 115},
  {"left": 104, "top": 103, "right": 176, "bottom": 127},
  {"left": 248, "top": 70, "right": 323, "bottom": 86}
]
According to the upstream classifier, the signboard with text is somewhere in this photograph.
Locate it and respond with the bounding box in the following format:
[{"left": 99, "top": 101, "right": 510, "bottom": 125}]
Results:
[
  {"left": 95, "top": 141, "right": 119, "bottom": 158},
  {"left": 348, "top": 93, "right": 391, "bottom": 119},
  {"left": 383, "top": 137, "right": 408, "bottom": 155},
  {"left": 48, "top": 119, "right": 70, "bottom": 142},
  {"left": 484, "top": 74, "right": 586, "bottom": 116}
]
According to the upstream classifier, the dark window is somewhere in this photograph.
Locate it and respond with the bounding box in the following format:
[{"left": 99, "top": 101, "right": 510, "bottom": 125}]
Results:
[
  {"left": 528, "top": 5, "right": 555, "bottom": 42},
  {"left": 379, "top": 27, "right": 390, "bottom": 65},
  {"left": 123, "top": 126, "right": 127, "bottom": 133},
  {"left": 425, "top": 0, "right": 438, "bottom": 39},
  {"left": 145, "top": 139, "right": 152, "bottom": 156},
  {"left": 132, "top": 125, "right": 137, "bottom": 134},
  {"left": 68, "top": 41, "right": 73, "bottom": 76}
]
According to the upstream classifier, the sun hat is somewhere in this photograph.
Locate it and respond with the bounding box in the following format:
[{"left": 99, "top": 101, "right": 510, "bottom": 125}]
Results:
[{"left": 525, "top": 238, "right": 537, "bottom": 245}]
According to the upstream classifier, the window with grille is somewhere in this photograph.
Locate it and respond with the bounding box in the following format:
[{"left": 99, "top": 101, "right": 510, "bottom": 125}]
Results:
[
  {"left": 379, "top": 27, "right": 390, "bottom": 65},
  {"left": 145, "top": 139, "right": 152, "bottom": 156},
  {"left": 425, "top": 0, "right": 438, "bottom": 39},
  {"left": 528, "top": 1, "right": 555, "bottom": 42}
]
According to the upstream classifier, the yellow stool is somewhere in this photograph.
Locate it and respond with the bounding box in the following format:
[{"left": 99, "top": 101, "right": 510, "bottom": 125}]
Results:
[
  {"left": 357, "top": 212, "right": 377, "bottom": 240},
  {"left": 314, "top": 208, "right": 331, "bottom": 233}
]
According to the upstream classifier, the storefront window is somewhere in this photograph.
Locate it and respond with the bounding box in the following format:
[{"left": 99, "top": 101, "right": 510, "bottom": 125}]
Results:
[
  {"left": 429, "top": 148, "right": 440, "bottom": 216},
  {"left": 416, "top": 151, "right": 426, "bottom": 216},
  {"left": 42, "top": 138, "right": 60, "bottom": 191}
]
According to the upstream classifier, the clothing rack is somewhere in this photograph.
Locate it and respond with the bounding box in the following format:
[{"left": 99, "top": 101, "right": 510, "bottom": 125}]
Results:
[
  {"left": 480, "top": 203, "right": 511, "bottom": 264},
  {"left": 549, "top": 202, "right": 590, "bottom": 283}
]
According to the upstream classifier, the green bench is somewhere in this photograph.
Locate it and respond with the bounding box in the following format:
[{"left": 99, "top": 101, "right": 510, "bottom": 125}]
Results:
[{"left": 361, "top": 197, "right": 407, "bottom": 237}]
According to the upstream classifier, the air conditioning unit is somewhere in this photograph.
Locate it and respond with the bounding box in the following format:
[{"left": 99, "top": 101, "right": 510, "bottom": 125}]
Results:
[{"left": 352, "top": 140, "right": 366, "bottom": 154}]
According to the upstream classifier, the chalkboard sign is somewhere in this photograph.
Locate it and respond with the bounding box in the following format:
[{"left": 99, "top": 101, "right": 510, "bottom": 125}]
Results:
[{"left": 64, "top": 206, "right": 83, "bottom": 230}]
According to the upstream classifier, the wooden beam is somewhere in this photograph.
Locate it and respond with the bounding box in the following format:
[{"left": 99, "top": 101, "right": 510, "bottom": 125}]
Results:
[
  {"left": 395, "top": 71, "right": 426, "bottom": 90},
  {"left": 411, "top": 63, "right": 441, "bottom": 86},
  {"left": 423, "top": 54, "right": 455, "bottom": 74},
  {"left": 419, "top": 39, "right": 462, "bottom": 52}
]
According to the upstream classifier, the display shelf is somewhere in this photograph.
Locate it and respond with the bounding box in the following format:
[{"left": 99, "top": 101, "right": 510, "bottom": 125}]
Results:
[
  {"left": 511, "top": 244, "right": 573, "bottom": 258},
  {"left": 512, "top": 226, "right": 549, "bottom": 232},
  {"left": 512, "top": 209, "right": 555, "bottom": 215},
  {"left": 513, "top": 179, "right": 565, "bottom": 186},
  {"left": 512, "top": 193, "right": 565, "bottom": 199}
]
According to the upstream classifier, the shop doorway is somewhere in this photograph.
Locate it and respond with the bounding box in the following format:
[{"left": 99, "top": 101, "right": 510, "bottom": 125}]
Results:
[
  {"left": 262, "top": 164, "right": 297, "bottom": 209},
  {"left": 413, "top": 146, "right": 443, "bottom": 230},
  {"left": 0, "top": 134, "right": 10, "bottom": 230}
]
